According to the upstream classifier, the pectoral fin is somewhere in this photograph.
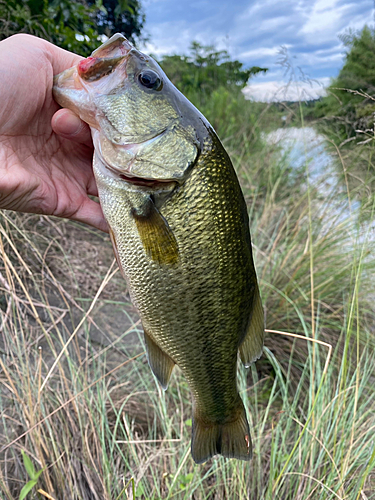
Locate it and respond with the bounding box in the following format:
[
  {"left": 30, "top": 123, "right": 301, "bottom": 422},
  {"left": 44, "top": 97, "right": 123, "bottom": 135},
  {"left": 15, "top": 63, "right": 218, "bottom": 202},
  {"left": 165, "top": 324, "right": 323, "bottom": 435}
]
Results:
[
  {"left": 132, "top": 198, "right": 179, "bottom": 265},
  {"left": 239, "top": 284, "right": 264, "bottom": 367},
  {"left": 144, "top": 328, "right": 175, "bottom": 390}
]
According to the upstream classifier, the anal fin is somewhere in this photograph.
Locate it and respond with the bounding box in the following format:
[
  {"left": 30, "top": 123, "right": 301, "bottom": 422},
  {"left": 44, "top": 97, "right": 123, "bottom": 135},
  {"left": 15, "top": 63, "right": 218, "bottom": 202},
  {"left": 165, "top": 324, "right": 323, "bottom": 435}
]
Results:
[
  {"left": 240, "top": 284, "right": 264, "bottom": 367},
  {"left": 144, "top": 329, "right": 175, "bottom": 390}
]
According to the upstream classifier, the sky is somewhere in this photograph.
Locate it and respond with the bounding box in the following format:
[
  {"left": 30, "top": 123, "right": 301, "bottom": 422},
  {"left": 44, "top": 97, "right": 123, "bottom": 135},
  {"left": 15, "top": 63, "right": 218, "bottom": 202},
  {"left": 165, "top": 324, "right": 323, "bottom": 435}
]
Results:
[{"left": 140, "top": 0, "right": 374, "bottom": 101}]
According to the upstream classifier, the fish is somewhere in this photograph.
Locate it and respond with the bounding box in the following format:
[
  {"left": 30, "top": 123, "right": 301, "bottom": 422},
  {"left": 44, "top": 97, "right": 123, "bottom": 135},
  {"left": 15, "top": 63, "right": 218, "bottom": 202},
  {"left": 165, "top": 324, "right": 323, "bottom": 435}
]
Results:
[{"left": 53, "top": 34, "right": 264, "bottom": 464}]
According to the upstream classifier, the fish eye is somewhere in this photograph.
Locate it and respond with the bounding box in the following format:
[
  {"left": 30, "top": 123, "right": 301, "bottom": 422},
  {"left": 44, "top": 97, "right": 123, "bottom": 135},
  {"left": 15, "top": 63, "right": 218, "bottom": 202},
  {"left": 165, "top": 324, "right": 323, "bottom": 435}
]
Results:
[{"left": 138, "top": 70, "right": 163, "bottom": 91}]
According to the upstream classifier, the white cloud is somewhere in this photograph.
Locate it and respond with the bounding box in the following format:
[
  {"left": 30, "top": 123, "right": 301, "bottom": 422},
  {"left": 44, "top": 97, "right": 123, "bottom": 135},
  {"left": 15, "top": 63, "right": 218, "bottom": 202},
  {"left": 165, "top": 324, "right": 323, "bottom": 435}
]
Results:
[
  {"left": 300, "top": 0, "right": 339, "bottom": 36},
  {"left": 140, "top": 22, "right": 201, "bottom": 56},
  {"left": 243, "top": 77, "right": 331, "bottom": 102},
  {"left": 141, "top": 0, "right": 374, "bottom": 90},
  {"left": 141, "top": 41, "right": 171, "bottom": 56},
  {"left": 231, "top": 2, "right": 297, "bottom": 47},
  {"left": 300, "top": 0, "right": 373, "bottom": 46},
  {"left": 238, "top": 46, "right": 285, "bottom": 60}
]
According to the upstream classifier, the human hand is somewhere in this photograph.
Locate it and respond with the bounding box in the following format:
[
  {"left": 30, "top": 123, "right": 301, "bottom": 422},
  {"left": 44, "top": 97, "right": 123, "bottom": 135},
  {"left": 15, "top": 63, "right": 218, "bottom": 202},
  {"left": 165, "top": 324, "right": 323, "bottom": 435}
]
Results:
[{"left": 0, "top": 34, "right": 108, "bottom": 232}]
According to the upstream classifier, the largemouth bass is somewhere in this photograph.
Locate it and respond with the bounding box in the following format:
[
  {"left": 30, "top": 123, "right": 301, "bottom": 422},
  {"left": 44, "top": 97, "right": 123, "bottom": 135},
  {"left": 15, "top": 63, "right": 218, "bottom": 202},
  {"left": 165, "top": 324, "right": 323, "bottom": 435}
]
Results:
[{"left": 53, "top": 34, "right": 264, "bottom": 464}]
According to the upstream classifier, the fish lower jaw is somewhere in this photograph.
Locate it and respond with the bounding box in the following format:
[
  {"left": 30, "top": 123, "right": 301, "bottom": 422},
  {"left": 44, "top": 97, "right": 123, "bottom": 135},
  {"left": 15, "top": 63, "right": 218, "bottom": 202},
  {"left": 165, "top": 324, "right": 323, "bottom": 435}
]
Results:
[
  {"left": 117, "top": 171, "right": 173, "bottom": 187},
  {"left": 102, "top": 161, "right": 175, "bottom": 187}
]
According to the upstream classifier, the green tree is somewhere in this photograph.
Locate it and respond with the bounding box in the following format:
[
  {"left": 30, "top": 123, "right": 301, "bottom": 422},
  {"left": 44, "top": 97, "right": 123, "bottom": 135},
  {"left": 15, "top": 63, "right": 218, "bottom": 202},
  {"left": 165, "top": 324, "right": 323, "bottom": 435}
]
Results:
[
  {"left": 160, "top": 42, "right": 267, "bottom": 102},
  {"left": 314, "top": 25, "right": 375, "bottom": 142},
  {"left": 0, "top": 0, "right": 145, "bottom": 56},
  {"left": 158, "top": 42, "right": 267, "bottom": 137},
  {"left": 86, "top": 0, "right": 145, "bottom": 43}
]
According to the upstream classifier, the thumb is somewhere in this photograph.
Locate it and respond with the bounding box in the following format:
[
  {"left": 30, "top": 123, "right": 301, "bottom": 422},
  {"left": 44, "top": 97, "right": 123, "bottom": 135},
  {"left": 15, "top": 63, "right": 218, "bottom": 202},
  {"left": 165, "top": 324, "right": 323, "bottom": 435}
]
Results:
[
  {"left": 52, "top": 109, "right": 93, "bottom": 148},
  {"left": 68, "top": 197, "right": 109, "bottom": 233}
]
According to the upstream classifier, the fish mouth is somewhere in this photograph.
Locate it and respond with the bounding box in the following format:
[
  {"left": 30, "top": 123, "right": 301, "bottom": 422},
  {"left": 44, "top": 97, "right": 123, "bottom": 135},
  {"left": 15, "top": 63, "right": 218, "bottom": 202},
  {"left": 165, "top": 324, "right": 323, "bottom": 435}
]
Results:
[
  {"left": 92, "top": 33, "right": 133, "bottom": 58},
  {"left": 117, "top": 172, "right": 174, "bottom": 187}
]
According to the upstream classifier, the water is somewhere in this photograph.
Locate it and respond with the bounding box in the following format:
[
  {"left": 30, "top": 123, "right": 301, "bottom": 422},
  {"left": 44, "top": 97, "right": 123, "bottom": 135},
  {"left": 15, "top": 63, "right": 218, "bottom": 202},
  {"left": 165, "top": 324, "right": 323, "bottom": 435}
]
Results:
[
  {"left": 267, "top": 127, "right": 339, "bottom": 189},
  {"left": 266, "top": 126, "right": 362, "bottom": 213},
  {"left": 268, "top": 127, "right": 375, "bottom": 251}
]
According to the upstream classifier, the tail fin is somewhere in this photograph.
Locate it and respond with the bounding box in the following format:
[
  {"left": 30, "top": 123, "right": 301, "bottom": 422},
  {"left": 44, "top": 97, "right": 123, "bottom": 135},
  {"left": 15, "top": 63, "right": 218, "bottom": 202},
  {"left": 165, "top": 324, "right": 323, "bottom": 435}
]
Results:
[{"left": 191, "top": 399, "right": 252, "bottom": 464}]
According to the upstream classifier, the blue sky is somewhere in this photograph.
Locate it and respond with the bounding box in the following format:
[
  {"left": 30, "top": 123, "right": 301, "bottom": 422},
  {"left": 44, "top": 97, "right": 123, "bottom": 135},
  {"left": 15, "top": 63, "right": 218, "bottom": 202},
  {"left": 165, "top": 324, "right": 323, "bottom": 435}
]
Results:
[{"left": 140, "top": 0, "right": 374, "bottom": 101}]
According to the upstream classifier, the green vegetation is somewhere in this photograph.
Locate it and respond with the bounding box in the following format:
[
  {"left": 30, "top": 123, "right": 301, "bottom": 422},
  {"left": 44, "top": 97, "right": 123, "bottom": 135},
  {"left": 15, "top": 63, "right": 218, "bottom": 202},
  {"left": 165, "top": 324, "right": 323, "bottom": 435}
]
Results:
[
  {"left": 86, "top": 0, "right": 145, "bottom": 43},
  {"left": 18, "top": 451, "right": 45, "bottom": 500},
  {"left": 314, "top": 25, "right": 375, "bottom": 143},
  {"left": 159, "top": 43, "right": 269, "bottom": 141},
  {"left": 159, "top": 42, "right": 267, "bottom": 103},
  {"left": 308, "top": 26, "right": 375, "bottom": 201},
  {"left": 0, "top": 13, "right": 375, "bottom": 500},
  {"left": 1, "top": 114, "right": 374, "bottom": 499},
  {"left": 0, "top": 0, "right": 145, "bottom": 55}
]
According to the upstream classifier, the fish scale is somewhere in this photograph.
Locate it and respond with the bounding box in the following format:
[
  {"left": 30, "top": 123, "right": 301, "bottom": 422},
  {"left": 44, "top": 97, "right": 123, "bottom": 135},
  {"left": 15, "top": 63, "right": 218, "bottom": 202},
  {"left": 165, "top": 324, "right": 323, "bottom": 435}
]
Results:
[
  {"left": 97, "top": 134, "right": 253, "bottom": 420},
  {"left": 53, "top": 33, "right": 264, "bottom": 464}
]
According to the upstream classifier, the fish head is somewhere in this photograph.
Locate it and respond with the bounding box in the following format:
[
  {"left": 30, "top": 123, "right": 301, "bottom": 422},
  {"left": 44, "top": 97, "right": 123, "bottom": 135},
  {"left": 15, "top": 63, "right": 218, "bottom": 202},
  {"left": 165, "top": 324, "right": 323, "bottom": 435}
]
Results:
[{"left": 53, "top": 34, "right": 205, "bottom": 184}]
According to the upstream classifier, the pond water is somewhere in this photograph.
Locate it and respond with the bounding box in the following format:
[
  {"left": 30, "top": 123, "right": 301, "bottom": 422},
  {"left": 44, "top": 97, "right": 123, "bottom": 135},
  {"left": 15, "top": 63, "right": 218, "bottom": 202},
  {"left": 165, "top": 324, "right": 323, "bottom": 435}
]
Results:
[
  {"left": 266, "top": 127, "right": 361, "bottom": 218},
  {"left": 266, "top": 127, "right": 332, "bottom": 182},
  {"left": 265, "top": 127, "right": 375, "bottom": 247}
]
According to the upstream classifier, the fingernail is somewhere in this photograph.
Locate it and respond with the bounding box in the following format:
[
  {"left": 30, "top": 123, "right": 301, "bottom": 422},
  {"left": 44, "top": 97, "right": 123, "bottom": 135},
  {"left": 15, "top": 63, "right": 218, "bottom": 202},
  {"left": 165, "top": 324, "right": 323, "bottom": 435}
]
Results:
[{"left": 60, "top": 111, "right": 84, "bottom": 136}]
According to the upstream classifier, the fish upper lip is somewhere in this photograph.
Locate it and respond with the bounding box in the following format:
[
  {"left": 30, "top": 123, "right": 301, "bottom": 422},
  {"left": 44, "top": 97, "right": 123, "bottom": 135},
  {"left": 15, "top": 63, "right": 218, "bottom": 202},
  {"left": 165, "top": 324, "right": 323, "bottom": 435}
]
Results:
[{"left": 91, "top": 33, "right": 133, "bottom": 58}]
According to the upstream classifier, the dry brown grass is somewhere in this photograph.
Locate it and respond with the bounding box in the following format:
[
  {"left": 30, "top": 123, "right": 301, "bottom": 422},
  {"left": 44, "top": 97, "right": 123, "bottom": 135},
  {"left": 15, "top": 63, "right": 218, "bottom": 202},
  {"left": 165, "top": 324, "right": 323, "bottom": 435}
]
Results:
[{"left": 0, "top": 125, "right": 375, "bottom": 499}]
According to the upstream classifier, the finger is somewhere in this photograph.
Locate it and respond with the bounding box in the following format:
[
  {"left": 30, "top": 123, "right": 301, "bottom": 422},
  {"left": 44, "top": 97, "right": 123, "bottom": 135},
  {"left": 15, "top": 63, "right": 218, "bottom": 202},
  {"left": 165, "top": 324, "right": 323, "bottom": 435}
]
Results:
[
  {"left": 40, "top": 35, "right": 84, "bottom": 75},
  {"left": 52, "top": 109, "right": 93, "bottom": 148},
  {"left": 3, "top": 34, "right": 84, "bottom": 75},
  {"left": 87, "top": 175, "right": 99, "bottom": 198},
  {"left": 70, "top": 198, "right": 109, "bottom": 233}
]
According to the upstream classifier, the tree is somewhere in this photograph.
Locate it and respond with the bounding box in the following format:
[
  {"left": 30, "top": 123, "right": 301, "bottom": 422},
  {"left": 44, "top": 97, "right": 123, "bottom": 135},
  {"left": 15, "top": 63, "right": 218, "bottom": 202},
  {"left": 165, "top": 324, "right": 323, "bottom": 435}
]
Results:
[
  {"left": 0, "top": 0, "right": 145, "bottom": 56},
  {"left": 160, "top": 42, "right": 267, "bottom": 100},
  {"left": 314, "top": 25, "right": 375, "bottom": 142},
  {"left": 86, "top": 0, "right": 145, "bottom": 44},
  {"left": 158, "top": 42, "right": 268, "bottom": 139}
]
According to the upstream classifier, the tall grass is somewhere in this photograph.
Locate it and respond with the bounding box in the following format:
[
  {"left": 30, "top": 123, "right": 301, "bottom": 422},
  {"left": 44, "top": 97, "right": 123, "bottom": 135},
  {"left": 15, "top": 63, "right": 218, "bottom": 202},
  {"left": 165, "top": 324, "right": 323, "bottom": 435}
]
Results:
[{"left": 0, "top": 105, "right": 374, "bottom": 499}]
